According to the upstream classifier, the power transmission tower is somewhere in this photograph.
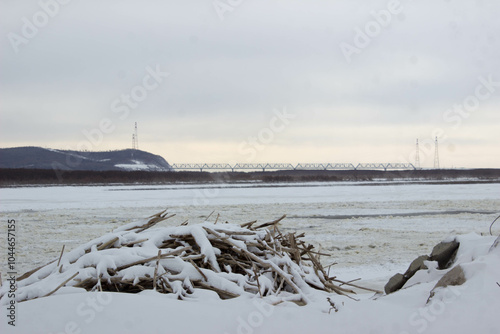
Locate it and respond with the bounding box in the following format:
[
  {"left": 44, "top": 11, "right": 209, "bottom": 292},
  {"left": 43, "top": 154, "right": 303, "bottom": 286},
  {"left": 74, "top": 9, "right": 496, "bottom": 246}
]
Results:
[
  {"left": 415, "top": 139, "right": 420, "bottom": 169},
  {"left": 434, "top": 136, "right": 440, "bottom": 169},
  {"left": 134, "top": 122, "right": 139, "bottom": 150}
]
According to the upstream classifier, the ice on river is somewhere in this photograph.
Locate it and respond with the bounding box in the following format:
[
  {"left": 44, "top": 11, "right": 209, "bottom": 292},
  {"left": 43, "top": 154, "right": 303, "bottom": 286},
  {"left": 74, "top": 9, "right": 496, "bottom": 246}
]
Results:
[{"left": 1, "top": 182, "right": 499, "bottom": 286}]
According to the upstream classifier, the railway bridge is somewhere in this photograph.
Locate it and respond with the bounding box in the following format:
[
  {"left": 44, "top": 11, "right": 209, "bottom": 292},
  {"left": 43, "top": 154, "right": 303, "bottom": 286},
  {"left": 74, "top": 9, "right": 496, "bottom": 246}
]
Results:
[{"left": 170, "top": 163, "right": 416, "bottom": 172}]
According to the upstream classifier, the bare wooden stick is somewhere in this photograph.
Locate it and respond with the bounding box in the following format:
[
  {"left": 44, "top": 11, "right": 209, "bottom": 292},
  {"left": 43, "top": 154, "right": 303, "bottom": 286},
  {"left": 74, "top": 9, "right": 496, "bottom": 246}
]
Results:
[
  {"left": 305, "top": 249, "right": 328, "bottom": 281},
  {"left": 332, "top": 279, "right": 383, "bottom": 294},
  {"left": 253, "top": 265, "right": 263, "bottom": 298},
  {"left": 204, "top": 210, "right": 215, "bottom": 223},
  {"left": 57, "top": 245, "right": 66, "bottom": 267},
  {"left": 275, "top": 276, "right": 285, "bottom": 295},
  {"left": 254, "top": 214, "right": 286, "bottom": 230},
  {"left": 181, "top": 254, "right": 205, "bottom": 261},
  {"left": 153, "top": 250, "right": 161, "bottom": 290},
  {"left": 196, "top": 281, "right": 240, "bottom": 299},
  {"left": 204, "top": 226, "right": 303, "bottom": 297},
  {"left": 327, "top": 297, "right": 339, "bottom": 313},
  {"left": 44, "top": 271, "right": 79, "bottom": 297},
  {"left": 116, "top": 246, "right": 191, "bottom": 271},
  {"left": 338, "top": 278, "right": 361, "bottom": 286},
  {"left": 121, "top": 239, "right": 148, "bottom": 247},
  {"left": 97, "top": 237, "right": 119, "bottom": 251},
  {"left": 324, "top": 281, "right": 356, "bottom": 295},
  {"left": 299, "top": 248, "right": 331, "bottom": 257},
  {"left": 257, "top": 239, "right": 283, "bottom": 257},
  {"left": 189, "top": 259, "right": 208, "bottom": 281},
  {"left": 240, "top": 220, "right": 257, "bottom": 229},
  {"left": 160, "top": 277, "right": 173, "bottom": 293},
  {"left": 129, "top": 213, "right": 176, "bottom": 233},
  {"left": 73, "top": 277, "right": 93, "bottom": 288},
  {"left": 147, "top": 209, "right": 167, "bottom": 219},
  {"left": 17, "top": 259, "right": 57, "bottom": 281}
]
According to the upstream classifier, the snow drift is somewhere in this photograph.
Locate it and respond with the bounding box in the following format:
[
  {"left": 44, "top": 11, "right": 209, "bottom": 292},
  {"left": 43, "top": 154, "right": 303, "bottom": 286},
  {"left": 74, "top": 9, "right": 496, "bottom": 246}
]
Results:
[{"left": 1, "top": 213, "right": 499, "bottom": 334}]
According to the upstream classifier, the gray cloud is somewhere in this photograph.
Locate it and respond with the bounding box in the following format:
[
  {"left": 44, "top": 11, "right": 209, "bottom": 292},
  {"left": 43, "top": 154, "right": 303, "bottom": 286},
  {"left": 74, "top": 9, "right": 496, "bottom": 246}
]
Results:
[{"left": 1, "top": 0, "right": 499, "bottom": 167}]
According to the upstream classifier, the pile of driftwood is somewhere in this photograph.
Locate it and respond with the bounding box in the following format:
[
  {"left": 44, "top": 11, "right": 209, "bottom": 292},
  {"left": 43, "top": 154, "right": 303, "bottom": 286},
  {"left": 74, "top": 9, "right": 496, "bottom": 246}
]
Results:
[{"left": 3, "top": 211, "right": 374, "bottom": 305}]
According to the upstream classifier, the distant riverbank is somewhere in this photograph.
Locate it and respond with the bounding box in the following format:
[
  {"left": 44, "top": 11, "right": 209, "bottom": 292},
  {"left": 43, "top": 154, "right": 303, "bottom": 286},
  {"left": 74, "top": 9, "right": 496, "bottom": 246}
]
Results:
[{"left": 1, "top": 167, "right": 499, "bottom": 187}]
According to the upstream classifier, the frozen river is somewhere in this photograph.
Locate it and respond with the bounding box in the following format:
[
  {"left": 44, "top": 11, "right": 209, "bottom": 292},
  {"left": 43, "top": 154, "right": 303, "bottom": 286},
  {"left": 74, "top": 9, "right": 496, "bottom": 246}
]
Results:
[{"left": 1, "top": 181, "right": 499, "bottom": 286}]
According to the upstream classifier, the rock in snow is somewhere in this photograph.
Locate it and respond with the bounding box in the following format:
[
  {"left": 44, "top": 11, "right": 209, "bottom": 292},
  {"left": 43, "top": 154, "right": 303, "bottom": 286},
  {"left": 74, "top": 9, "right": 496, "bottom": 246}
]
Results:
[
  {"left": 433, "top": 265, "right": 467, "bottom": 290},
  {"left": 427, "top": 265, "right": 467, "bottom": 303},
  {"left": 429, "top": 239, "right": 460, "bottom": 269},
  {"left": 404, "top": 255, "right": 430, "bottom": 278},
  {"left": 384, "top": 273, "right": 406, "bottom": 295},
  {"left": 385, "top": 239, "right": 460, "bottom": 295}
]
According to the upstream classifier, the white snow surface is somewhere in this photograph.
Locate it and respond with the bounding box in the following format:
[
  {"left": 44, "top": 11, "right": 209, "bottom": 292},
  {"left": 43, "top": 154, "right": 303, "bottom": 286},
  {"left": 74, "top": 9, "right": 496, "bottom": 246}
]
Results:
[
  {"left": 114, "top": 160, "right": 164, "bottom": 171},
  {"left": 1, "top": 182, "right": 499, "bottom": 212},
  {"left": 1, "top": 182, "right": 499, "bottom": 333},
  {"left": 1, "top": 233, "right": 499, "bottom": 334}
]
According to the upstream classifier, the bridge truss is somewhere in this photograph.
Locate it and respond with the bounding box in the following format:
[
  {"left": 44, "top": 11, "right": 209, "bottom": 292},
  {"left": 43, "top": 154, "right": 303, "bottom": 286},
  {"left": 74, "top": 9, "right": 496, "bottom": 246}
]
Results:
[{"left": 170, "top": 163, "right": 416, "bottom": 172}]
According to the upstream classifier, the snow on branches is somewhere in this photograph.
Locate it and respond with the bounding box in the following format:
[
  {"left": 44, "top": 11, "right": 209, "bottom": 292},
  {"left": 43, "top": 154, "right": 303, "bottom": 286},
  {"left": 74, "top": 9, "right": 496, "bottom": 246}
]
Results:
[{"left": 1, "top": 210, "right": 366, "bottom": 305}]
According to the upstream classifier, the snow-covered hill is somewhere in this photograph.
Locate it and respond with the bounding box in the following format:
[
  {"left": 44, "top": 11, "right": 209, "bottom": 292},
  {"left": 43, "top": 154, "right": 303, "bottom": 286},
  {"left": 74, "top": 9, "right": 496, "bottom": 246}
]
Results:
[{"left": 0, "top": 147, "right": 172, "bottom": 171}]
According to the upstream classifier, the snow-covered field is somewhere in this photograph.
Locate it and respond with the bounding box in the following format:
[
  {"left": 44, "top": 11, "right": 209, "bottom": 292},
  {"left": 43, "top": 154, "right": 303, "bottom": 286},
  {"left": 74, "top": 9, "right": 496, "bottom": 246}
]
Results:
[{"left": 1, "top": 181, "right": 499, "bottom": 333}]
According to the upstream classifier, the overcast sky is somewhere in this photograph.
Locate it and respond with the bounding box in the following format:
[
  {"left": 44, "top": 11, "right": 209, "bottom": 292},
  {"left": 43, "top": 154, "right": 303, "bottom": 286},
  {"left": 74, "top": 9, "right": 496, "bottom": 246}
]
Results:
[{"left": 1, "top": 0, "right": 499, "bottom": 168}]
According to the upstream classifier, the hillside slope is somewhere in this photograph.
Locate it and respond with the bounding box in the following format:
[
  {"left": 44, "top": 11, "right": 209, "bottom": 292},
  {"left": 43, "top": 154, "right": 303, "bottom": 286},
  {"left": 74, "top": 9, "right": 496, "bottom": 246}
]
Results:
[{"left": 0, "top": 147, "right": 172, "bottom": 171}]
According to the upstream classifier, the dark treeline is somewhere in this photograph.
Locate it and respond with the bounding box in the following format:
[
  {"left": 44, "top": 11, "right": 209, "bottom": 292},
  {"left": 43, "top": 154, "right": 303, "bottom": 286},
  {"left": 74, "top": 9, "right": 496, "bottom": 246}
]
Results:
[{"left": 1, "top": 168, "right": 499, "bottom": 186}]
